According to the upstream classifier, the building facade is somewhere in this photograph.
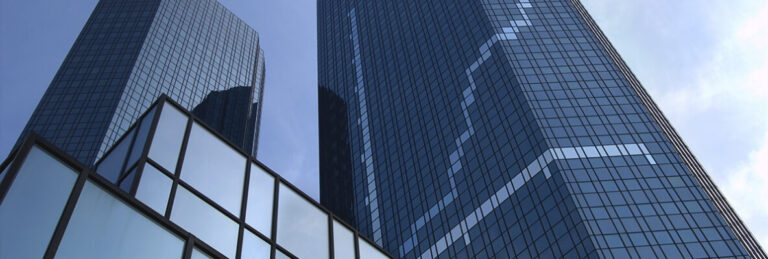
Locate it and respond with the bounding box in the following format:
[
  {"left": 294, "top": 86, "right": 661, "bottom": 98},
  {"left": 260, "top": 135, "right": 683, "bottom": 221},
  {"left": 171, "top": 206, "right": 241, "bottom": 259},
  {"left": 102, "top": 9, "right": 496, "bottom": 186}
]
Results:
[
  {"left": 318, "top": 0, "right": 766, "bottom": 258},
  {"left": 0, "top": 97, "right": 391, "bottom": 259},
  {"left": 15, "top": 0, "right": 265, "bottom": 165}
]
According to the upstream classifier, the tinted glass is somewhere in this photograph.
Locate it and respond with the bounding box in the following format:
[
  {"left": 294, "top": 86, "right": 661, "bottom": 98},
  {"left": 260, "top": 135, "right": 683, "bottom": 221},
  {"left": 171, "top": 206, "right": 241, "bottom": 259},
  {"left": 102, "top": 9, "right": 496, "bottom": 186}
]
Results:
[
  {"left": 358, "top": 237, "right": 388, "bottom": 259},
  {"left": 241, "top": 229, "right": 271, "bottom": 259},
  {"left": 191, "top": 247, "right": 213, "bottom": 259},
  {"left": 277, "top": 184, "right": 329, "bottom": 259},
  {"left": 56, "top": 181, "right": 184, "bottom": 258},
  {"left": 135, "top": 163, "right": 173, "bottom": 214},
  {"left": 181, "top": 122, "right": 245, "bottom": 215},
  {"left": 246, "top": 164, "right": 274, "bottom": 235},
  {"left": 148, "top": 103, "right": 187, "bottom": 173},
  {"left": 118, "top": 166, "right": 137, "bottom": 193},
  {"left": 333, "top": 220, "right": 356, "bottom": 259},
  {"left": 275, "top": 250, "right": 292, "bottom": 259},
  {"left": 96, "top": 128, "right": 134, "bottom": 183},
  {"left": 0, "top": 147, "right": 78, "bottom": 259},
  {"left": 171, "top": 186, "right": 238, "bottom": 258},
  {"left": 126, "top": 105, "right": 157, "bottom": 168}
]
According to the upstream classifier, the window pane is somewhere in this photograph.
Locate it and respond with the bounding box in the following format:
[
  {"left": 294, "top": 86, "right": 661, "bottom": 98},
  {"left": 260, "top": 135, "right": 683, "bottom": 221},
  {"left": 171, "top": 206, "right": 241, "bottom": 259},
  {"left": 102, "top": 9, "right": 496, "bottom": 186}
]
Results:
[
  {"left": 191, "top": 247, "right": 213, "bottom": 259},
  {"left": 0, "top": 146, "right": 78, "bottom": 259},
  {"left": 277, "top": 184, "right": 329, "bottom": 259},
  {"left": 171, "top": 186, "right": 238, "bottom": 258},
  {"left": 135, "top": 163, "right": 172, "bottom": 214},
  {"left": 358, "top": 237, "right": 388, "bottom": 259},
  {"left": 246, "top": 164, "right": 274, "bottom": 235},
  {"left": 118, "top": 166, "right": 137, "bottom": 193},
  {"left": 56, "top": 181, "right": 184, "bottom": 258},
  {"left": 275, "top": 250, "right": 292, "bottom": 259},
  {"left": 333, "top": 220, "right": 356, "bottom": 259},
  {"left": 148, "top": 103, "right": 187, "bottom": 173},
  {"left": 96, "top": 128, "right": 135, "bottom": 183},
  {"left": 241, "top": 229, "right": 271, "bottom": 259},
  {"left": 126, "top": 105, "right": 157, "bottom": 168},
  {"left": 181, "top": 122, "right": 245, "bottom": 215}
]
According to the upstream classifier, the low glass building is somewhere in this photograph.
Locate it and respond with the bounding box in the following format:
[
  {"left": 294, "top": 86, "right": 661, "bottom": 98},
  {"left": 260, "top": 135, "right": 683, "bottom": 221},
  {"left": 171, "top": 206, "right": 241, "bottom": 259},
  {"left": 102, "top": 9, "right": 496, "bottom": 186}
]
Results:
[{"left": 0, "top": 96, "right": 391, "bottom": 259}]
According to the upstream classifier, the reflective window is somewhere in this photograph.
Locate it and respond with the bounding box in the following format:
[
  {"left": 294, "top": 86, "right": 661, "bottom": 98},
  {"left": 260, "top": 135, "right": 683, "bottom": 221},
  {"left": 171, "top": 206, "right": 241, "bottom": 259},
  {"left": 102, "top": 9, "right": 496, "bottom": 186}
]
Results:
[
  {"left": 56, "top": 181, "right": 184, "bottom": 258},
  {"left": 135, "top": 163, "right": 173, "bottom": 214},
  {"left": 118, "top": 166, "right": 137, "bottom": 193},
  {"left": 191, "top": 247, "right": 213, "bottom": 259},
  {"left": 96, "top": 128, "right": 135, "bottom": 183},
  {"left": 181, "top": 122, "right": 245, "bottom": 215},
  {"left": 0, "top": 147, "right": 78, "bottom": 259},
  {"left": 148, "top": 103, "right": 187, "bottom": 173},
  {"left": 333, "top": 220, "right": 356, "bottom": 259},
  {"left": 275, "top": 250, "right": 292, "bottom": 259},
  {"left": 171, "top": 186, "right": 238, "bottom": 258},
  {"left": 126, "top": 106, "right": 157, "bottom": 168},
  {"left": 277, "top": 184, "right": 329, "bottom": 259},
  {"left": 358, "top": 237, "right": 389, "bottom": 259},
  {"left": 246, "top": 164, "right": 274, "bottom": 235},
  {"left": 241, "top": 229, "right": 271, "bottom": 259}
]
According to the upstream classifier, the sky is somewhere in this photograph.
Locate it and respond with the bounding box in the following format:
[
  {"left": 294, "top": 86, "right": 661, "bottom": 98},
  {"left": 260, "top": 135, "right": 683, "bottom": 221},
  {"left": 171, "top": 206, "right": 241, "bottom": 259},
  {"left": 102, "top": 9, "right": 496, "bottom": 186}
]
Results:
[{"left": 1, "top": 0, "right": 765, "bottom": 250}]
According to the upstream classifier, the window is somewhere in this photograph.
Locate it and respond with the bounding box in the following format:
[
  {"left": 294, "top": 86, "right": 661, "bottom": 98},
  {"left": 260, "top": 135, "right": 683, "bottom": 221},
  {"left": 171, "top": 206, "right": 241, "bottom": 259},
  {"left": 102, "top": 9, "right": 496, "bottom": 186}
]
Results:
[
  {"left": 333, "top": 220, "right": 356, "bottom": 259},
  {"left": 358, "top": 237, "right": 388, "bottom": 259},
  {"left": 135, "top": 163, "right": 173, "bottom": 214},
  {"left": 0, "top": 147, "right": 78, "bottom": 259},
  {"left": 246, "top": 164, "right": 274, "bottom": 235},
  {"left": 148, "top": 103, "right": 187, "bottom": 173},
  {"left": 126, "top": 106, "right": 157, "bottom": 168},
  {"left": 171, "top": 186, "right": 238, "bottom": 258},
  {"left": 277, "top": 184, "right": 329, "bottom": 259},
  {"left": 241, "top": 229, "right": 271, "bottom": 259},
  {"left": 96, "top": 128, "right": 135, "bottom": 183},
  {"left": 181, "top": 122, "right": 246, "bottom": 215},
  {"left": 56, "top": 181, "right": 184, "bottom": 258}
]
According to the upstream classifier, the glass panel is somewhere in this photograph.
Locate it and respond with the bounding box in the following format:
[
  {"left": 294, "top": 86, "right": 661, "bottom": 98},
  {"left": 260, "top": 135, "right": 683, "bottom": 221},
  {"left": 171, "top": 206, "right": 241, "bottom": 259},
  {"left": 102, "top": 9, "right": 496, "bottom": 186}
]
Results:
[
  {"left": 191, "top": 247, "right": 213, "bottom": 259},
  {"left": 0, "top": 146, "right": 78, "bottom": 259},
  {"left": 277, "top": 184, "right": 329, "bottom": 259},
  {"left": 246, "top": 164, "right": 274, "bottom": 235},
  {"left": 171, "top": 186, "right": 238, "bottom": 258},
  {"left": 126, "top": 105, "right": 157, "bottom": 168},
  {"left": 135, "top": 163, "right": 173, "bottom": 214},
  {"left": 241, "top": 229, "right": 271, "bottom": 259},
  {"left": 118, "top": 166, "right": 137, "bottom": 193},
  {"left": 96, "top": 128, "right": 135, "bottom": 183},
  {"left": 333, "top": 220, "right": 356, "bottom": 259},
  {"left": 275, "top": 250, "right": 292, "bottom": 259},
  {"left": 56, "top": 181, "right": 184, "bottom": 258},
  {"left": 148, "top": 103, "right": 187, "bottom": 173},
  {"left": 181, "top": 122, "right": 245, "bottom": 215},
  {"left": 358, "top": 237, "right": 388, "bottom": 259}
]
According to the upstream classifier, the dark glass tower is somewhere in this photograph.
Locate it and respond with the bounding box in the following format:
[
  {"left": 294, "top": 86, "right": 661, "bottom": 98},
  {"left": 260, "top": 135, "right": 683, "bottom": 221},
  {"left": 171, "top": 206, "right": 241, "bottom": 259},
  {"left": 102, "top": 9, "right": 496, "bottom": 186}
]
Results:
[
  {"left": 15, "top": 0, "right": 265, "bottom": 164},
  {"left": 318, "top": 0, "right": 765, "bottom": 258}
]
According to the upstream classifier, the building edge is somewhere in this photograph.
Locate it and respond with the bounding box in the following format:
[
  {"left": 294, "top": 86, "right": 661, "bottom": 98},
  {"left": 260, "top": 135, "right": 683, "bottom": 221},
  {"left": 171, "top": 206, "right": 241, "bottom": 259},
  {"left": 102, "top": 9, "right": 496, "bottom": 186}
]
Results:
[{"left": 568, "top": 0, "right": 767, "bottom": 257}]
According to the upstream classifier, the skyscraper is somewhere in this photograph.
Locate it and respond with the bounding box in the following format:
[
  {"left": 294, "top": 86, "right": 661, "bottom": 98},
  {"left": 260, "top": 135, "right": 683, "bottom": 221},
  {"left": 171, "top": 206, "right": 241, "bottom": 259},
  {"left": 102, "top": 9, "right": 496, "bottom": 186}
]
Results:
[
  {"left": 15, "top": 0, "right": 265, "bottom": 165},
  {"left": 318, "top": 0, "right": 766, "bottom": 258}
]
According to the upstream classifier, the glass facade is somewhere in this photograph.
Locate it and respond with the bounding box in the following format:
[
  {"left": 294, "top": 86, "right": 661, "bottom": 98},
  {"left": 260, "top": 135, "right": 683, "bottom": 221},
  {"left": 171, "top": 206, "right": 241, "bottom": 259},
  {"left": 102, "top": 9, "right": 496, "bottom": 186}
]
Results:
[
  {"left": 0, "top": 98, "right": 391, "bottom": 259},
  {"left": 318, "top": 0, "right": 766, "bottom": 258},
  {"left": 15, "top": 0, "right": 265, "bottom": 166}
]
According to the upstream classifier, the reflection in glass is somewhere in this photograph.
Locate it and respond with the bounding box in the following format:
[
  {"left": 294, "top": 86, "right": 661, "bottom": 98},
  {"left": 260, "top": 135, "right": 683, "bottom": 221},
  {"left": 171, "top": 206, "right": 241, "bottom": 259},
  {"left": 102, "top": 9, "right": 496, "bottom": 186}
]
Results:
[
  {"left": 56, "top": 181, "right": 184, "bottom": 258},
  {"left": 0, "top": 147, "right": 78, "bottom": 259},
  {"left": 333, "top": 220, "right": 356, "bottom": 259},
  {"left": 191, "top": 247, "right": 213, "bottom": 259},
  {"left": 241, "top": 229, "right": 271, "bottom": 259},
  {"left": 96, "top": 128, "right": 135, "bottom": 183},
  {"left": 148, "top": 103, "right": 187, "bottom": 173},
  {"left": 246, "top": 164, "right": 274, "bottom": 235},
  {"left": 171, "top": 186, "right": 238, "bottom": 258},
  {"left": 118, "top": 166, "right": 137, "bottom": 193},
  {"left": 275, "top": 250, "right": 292, "bottom": 259},
  {"left": 135, "top": 163, "right": 173, "bottom": 214},
  {"left": 126, "top": 106, "right": 157, "bottom": 168},
  {"left": 358, "top": 237, "right": 389, "bottom": 259},
  {"left": 182, "top": 122, "right": 245, "bottom": 215},
  {"left": 277, "top": 184, "right": 329, "bottom": 259}
]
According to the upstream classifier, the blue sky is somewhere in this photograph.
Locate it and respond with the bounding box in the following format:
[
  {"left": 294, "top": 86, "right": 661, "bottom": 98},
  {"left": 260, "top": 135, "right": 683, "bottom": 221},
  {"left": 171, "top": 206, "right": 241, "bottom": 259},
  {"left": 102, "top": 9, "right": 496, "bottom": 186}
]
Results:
[{"left": 1, "top": 0, "right": 765, "bottom": 249}]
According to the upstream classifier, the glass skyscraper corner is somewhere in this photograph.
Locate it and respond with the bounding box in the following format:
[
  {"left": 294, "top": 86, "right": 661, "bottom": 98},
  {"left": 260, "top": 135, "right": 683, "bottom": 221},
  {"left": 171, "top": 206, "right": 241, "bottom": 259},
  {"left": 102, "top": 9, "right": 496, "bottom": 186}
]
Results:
[
  {"left": 317, "top": 0, "right": 766, "bottom": 258},
  {"left": 15, "top": 0, "right": 266, "bottom": 165},
  {"left": 0, "top": 97, "right": 392, "bottom": 259}
]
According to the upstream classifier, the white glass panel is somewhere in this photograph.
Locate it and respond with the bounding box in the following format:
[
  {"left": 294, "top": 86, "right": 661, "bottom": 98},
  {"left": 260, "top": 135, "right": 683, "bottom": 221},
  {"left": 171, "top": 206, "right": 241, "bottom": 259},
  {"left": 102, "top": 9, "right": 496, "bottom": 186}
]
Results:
[
  {"left": 333, "top": 220, "right": 356, "bottom": 259},
  {"left": 171, "top": 186, "right": 238, "bottom": 258},
  {"left": 56, "top": 181, "right": 184, "bottom": 258},
  {"left": 241, "top": 229, "right": 271, "bottom": 259},
  {"left": 0, "top": 147, "right": 78, "bottom": 259},
  {"left": 148, "top": 103, "right": 187, "bottom": 173},
  {"left": 245, "top": 164, "right": 274, "bottom": 235},
  {"left": 358, "top": 237, "right": 388, "bottom": 259},
  {"left": 135, "top": 163, "right": 172, "bottom": 214},
  {"left": 181, "top": 122, "right": 245, "bottom": 215},
  {"left": 277, "top": 184, "right": 329, "bottom": 259}
]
